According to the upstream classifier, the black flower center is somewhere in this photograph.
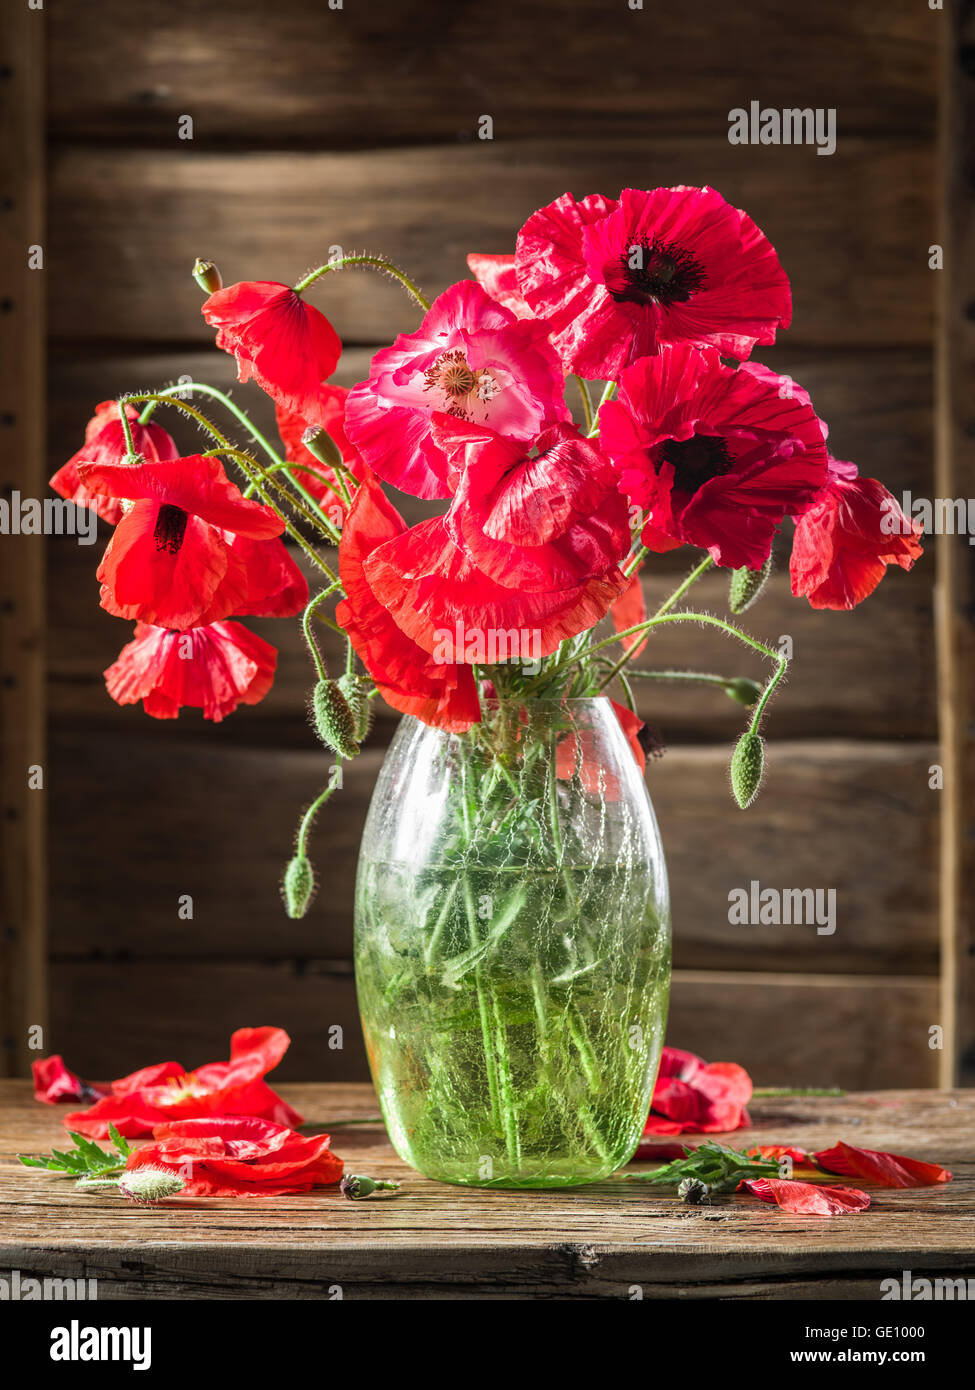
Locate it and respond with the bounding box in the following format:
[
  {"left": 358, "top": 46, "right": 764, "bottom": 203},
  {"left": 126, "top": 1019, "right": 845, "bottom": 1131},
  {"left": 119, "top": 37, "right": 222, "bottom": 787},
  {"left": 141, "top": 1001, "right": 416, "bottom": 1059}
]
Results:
[
  {"left": 153, "top": 503, "right": 188, "bottom": 554},
  {"left": 610, "top": 235, "right": 707, "bottom": 307},
  {"left": 660, "top": 435, "right": 735, "bottom": 494}
]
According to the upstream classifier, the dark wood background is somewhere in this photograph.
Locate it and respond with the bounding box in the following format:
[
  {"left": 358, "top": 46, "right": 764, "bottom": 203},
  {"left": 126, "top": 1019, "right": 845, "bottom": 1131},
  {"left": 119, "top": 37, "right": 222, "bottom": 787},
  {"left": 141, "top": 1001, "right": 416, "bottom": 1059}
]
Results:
[{"left": 6, "top": 0, "right": 971, "bottom": 1091}]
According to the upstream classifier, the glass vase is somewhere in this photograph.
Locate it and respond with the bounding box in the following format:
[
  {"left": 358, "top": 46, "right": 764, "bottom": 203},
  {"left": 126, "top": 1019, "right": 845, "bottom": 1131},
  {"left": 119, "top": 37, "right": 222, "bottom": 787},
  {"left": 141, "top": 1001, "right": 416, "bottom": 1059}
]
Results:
[{"left": 354, "top": 697, "right": 671, "bottom": 1188}]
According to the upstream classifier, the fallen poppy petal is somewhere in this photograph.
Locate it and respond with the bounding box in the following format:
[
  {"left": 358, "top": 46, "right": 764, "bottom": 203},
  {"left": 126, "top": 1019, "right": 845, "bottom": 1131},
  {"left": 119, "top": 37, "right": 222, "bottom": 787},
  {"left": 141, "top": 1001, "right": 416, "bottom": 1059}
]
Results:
[
  {"left": 741, "top": 1177, "right": 870, "bottom": 1215},
  {"left": 813, "top": 1140, "right": 952, "bottom": 1188}
]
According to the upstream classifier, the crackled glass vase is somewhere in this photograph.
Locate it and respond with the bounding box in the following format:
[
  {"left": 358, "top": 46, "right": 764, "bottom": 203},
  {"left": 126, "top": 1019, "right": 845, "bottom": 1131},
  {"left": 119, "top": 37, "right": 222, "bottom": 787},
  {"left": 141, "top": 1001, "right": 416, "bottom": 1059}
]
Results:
[{"left": 354, "top": 698, "right": 671, "bottom": 1188}]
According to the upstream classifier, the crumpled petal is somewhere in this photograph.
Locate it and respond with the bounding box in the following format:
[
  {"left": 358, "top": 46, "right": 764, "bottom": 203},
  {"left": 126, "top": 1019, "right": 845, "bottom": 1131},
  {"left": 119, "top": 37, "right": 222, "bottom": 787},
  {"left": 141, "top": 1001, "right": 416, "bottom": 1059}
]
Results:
[
  {"left": 813, "top": 1140, "right": 952, "bottom": 1188},
  {"left": 740, "top": 1176, "right": 870, "bottom": 1215}
]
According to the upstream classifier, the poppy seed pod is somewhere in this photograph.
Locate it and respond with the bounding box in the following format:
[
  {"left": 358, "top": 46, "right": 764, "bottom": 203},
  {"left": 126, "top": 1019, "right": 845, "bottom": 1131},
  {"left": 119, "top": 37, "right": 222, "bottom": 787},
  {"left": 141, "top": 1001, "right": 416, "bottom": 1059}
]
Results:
[
  {"left": 312, "top": 679, "right": 359, "bottom": 759},
  {"left": 282, "top": 853, "right": 315, "bottom": 919},
  {"left": 301, "top": 425, "right": 345, "bottom": 473},
  {"left": 729, "top": 554, "right": 773, "bottom": 614},
  {"left": 730, "top": 730, "right": 764, "bottom": 809}
]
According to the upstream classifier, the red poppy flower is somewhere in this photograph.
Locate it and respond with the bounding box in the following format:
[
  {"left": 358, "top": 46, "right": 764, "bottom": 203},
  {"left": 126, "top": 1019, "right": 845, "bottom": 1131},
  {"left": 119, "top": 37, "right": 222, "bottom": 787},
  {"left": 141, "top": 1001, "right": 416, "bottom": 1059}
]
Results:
[
  {"left": 50, "top": 401, "right": 179, "bottom": 526},
  {"left": 32, "top": 1055, "right": 108, "bottom": 1105},
  {"left": 515, "top": 186, "right": 792, "bottom": 378},
  {"left": 363, "top": 514, "right": 626, "bottom": 663},
  {"left": 344, "top": 280, "right": 569, "bottom": 500},
  {"left": 557, "top": 699, "right": 648, "bottom": 799},
  {"left": 813, "top": 1141, "right": 952, "bottom": 1188},
  {"left": 740, "top": 1177, "right": 870, "bottom": 1215},
  {"left": 435, "top": 416, "right": 630, "bottom": 592},
  {"left": 77, "top": 453, "right": 286, "bottom": 629},
  {"left": 466, "top": 253, "right": 535, "bottom": 320},
  {"left": 62, "top": 1027, "right": 303, "bottom": 1139},
  {"left": 201, "top": 281, "right": 342, "bottom": 419},
  {"left": 790, "top": 457, "right": 924, "bottom": 610},
  {"left": 642, "top": 1045, "right": 753, "bottom": 1136},
  {"left": 275, "top": 382, "right": 364, "bottom": 525},
  {"left": 105, "top": 620, "right": 278, "bottom": 722},
  {"left": 126, "top": 1116, "right": 342, "bottom": 1197},
  {"left": 600, "top": 344, "right": 828, "bottom": 569},
  {"left": 335, "top": 478, "right": 480, "bottom": 732}
]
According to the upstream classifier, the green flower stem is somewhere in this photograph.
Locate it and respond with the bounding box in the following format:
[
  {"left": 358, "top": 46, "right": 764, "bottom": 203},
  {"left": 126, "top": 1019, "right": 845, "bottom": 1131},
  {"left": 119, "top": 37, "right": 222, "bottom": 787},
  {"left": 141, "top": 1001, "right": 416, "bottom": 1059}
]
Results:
[
  {"left": 302, "top": 584, "right": 343, "bottom": 681},
  {"left": 213, "top": 446, "right": 340, "bottom": 547},
  {"left": 294, "top": 255, "right": 430, "bottom": 312},
  {"left": 117, "top": 398, "right": 137, "bottom": 455},
  {"left": 296, "top": 776, "right": 342, "bottom": 858},
  {"left": 586, "top": 379, "right": 617, "bottom": 437},
  {"left": 623, "top": 545, "right": 648, "bottom": 579},
  {"left": 136, "top": 380, "right": 284, "bottom": 470},
  {"left": 628, "top": 669, "right": 733, "bottom": 688},
  {"left": 216, "top": 448, "right": 341, "bottom": 589},
  {"left": 594, "top": 556, "right": 714, "bottom": 692},
  {"left": 752, "top": 1087, "right": 845, "bottom": 1098},
  {"left": 573, "top": 375, "right": 594, "bottom": 431}
]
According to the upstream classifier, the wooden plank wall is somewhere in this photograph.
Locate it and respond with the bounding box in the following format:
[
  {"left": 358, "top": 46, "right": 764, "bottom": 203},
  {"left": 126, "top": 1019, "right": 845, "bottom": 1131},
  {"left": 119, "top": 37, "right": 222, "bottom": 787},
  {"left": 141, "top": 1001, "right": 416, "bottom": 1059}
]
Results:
[{"left": 37, "top": 0, "right": 944, "bottom": 1089}]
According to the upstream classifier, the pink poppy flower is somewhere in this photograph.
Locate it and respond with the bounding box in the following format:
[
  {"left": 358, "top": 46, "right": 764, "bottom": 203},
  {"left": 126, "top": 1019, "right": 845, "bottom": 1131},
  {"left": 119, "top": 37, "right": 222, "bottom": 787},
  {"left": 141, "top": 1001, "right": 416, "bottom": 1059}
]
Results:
[
  {"left": 790, "top": 457, "right": 923, "bottom": 610},
  {"left": 600, "top": 344, "right": 828, "bottom": 570},
  {"left": 516, "top": 186, "right": 792, "bottom": 378},
  {"left": 466, "top": 253, "right": 535, "bottom": 319},
  {"left": 344, "top": 280, "right": 569, "bottom": 500}
]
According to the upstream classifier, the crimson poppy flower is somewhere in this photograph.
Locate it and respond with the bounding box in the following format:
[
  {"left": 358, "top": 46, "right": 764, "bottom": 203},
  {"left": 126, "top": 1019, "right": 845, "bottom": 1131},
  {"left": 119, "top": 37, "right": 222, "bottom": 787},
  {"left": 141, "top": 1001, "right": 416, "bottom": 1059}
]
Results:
[
  {"left": 104, "top": 620, "right": 278, "bottom": 722},
  {"left": 202, "top": 281, "right": 342, "bottom": 420},
  {"left": 50, "top": 401, "right": 179, "bottom": 526},
  {"left": 335, "top": 478, "right": 480, "bottom": 732},
  {"left": 435, "top": 416, "right": 630, "bottom": 592},
  {"left": 363, "top": 514, "right": 626, "bottom": 663},
  {"left": 126, "top": 1116, "right": 343, "bottom": 1197},
  {"left": 642, "top": 1045, "right": 753, "bottom": 1136},
  {"left": 790, "top": 457, "right": 923, "bottom": 610},
  {"left": 32, "top": 1055, "right": 108, "bottom": 1105},
  {"left": 62, "top": 1027, "right": 303, "bottom": 1139},
  {"left": 600, "top": 344, "right": 828, "bottom": 569},
  {"left": 275, "top": 382, "right": 364, "bottom": 523},
  {"left": 466, "top": 253, "right": 535, "bottom": 319},
  {"left": 813, "top": 1140, "right": 952, "bottom": 1188},
  {"left": 515, "top": 186, "right": 792, "bottom": 378},
  {"left": 77, "top": 453, "right": 286, "bottom": 630},
  {"left": 344, "top": 280, "right": 570, "bottom": 500},
  {"left": 740, "top": 1177, "right": 870, "bottom": 1215}
]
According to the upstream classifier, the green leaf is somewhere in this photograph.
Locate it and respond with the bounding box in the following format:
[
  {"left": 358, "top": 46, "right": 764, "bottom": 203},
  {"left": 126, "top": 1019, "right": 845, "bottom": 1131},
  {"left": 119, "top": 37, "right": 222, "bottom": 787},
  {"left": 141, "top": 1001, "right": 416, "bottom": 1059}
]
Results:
[
  {"left": 17, "top": 1154, "right": 58, "bottom": 1170},
  {"left": 108, "top": 1123, "right": 132, "bottom": 1157}
]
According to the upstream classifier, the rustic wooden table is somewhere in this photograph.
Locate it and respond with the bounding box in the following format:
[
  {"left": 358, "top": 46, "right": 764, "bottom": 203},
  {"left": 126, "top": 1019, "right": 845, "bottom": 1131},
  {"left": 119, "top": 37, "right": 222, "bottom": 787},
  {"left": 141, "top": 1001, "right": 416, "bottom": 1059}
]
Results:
[{"left": 1, "top": 1082, "right": 972, "bottom": 1300}]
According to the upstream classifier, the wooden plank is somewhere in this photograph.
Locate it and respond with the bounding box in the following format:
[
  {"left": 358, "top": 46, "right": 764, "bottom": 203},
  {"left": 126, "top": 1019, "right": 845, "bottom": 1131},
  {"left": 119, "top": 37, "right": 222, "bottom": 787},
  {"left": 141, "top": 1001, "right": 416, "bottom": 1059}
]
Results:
[
  {"left": 45, "top": 0, "right": 937, "bottom": 144},
  {"left": 47, "top": 733, "right": 939, "bottom": 975},
  {"left": 3, "top": 1083, "right": 969, "bottom": 1299},
  {"left": 0, "top": 0, "right": 47, "bottom": 1075},
  {"left": 46, "top": 141, "right": 934, "bottom": 349},
  {"left": 935, "top": 0, "right": 975, "bottom": 1087}
]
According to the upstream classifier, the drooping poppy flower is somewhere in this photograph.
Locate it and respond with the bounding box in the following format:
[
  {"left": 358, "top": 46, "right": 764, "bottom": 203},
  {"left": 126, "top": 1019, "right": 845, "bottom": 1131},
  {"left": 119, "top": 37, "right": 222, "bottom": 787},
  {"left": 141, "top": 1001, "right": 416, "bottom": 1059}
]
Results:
[
  {"left": 77, "top": 453, "right": 286, "bottom": 629},
  {"left": 274, "top": 382, "right": 364, "bottom": 524},
  {"left": 813, "top": 1140, "right": 952, "bottom": 1188},
  {"left": 32, "top": 1055, "right": 108, "bottom": 1106},
  {"left": 363, "top": 514, "right": 626, "bottom": 664},
  {"left": 50, "top": 401, "right": 179, "bottom": 526},
  {"left": 435, "top": 416, "right": 630, "bottom": 592},
  {"left": 126, "top": 1115, "right": 343, "bottom": 1197},
  {"left": 515, "top": 186, "right": 792, "bottom": 378},
  {"left": 221, "top": 535, "right": 308, "bottom": 618},
  {"left": 642, "top": 1045, "right": 753, "bottom": 1136},
  {"left": 62, "top": 1027, "right": 303, "bottom": 1139},
  {"left": 600, "top": 344, "right": 828, "bottom": 570},
  {"left": 466, "top": 253, "right": 535, "bottom": 320},
  {"left": 740, "top": 1176, "right": 870, "bottom": 1215},
  {"left": 335, "top": 478, "right": 481, "bottom": 733},
  {"left": 790, "top": 457, "right": 924, "bottom": 610},
  {"left": 344, "top": 280, "right": 570, "bottom": 500},
  {"left": 201, "top": 280, "right": 342, "bottom": 419},
  {"left": 104, "top": 620, "right": 278, "bottom": 722}
]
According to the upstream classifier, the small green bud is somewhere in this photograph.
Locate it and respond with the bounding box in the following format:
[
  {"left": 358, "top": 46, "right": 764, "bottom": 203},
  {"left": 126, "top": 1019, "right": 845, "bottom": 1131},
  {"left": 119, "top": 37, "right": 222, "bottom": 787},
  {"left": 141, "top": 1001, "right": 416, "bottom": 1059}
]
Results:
[
  {"left": 724, "top": 677, "right": 762, "bottom": 708},
  {"left": 729, "top": 555, "right": 772, "bottom": 614},
  {"left": 282, "top": 854, "right": 315, "bottom": 919},
  {"left": 340, "top": 1173, "right": 400, "bottom": 1200},
  {"left": 730, "top": 730, "right": 765, "bottom": 809},
  {"left": 118, "top": 1166, "right": 185, "bottom": 1205},
  {"left": 301, "top": 425, "right": 345, "bottom": 472},
  {"left": 192, "top": 258, "right": 222, "bottom": 294},
  {"left": 678, "top": 1177, "right": 709, "bottom": 1205},
  {"left": 312, "top": 679, "right": 359, "bottom": 758},
  {"left": 338, "top": 673, "right": 372, "bottom": 743}
]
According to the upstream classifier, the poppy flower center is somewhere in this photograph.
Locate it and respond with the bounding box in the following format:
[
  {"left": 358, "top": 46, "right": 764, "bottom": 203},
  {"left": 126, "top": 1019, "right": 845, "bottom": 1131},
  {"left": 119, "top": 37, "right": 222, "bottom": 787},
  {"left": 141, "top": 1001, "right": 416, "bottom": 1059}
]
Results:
[
  {"left": 610, "top": 235, "right": 707, "bottom": 307},
  {"left": 423, "top": 349, "right": 499, "bottom": 419},
  {"left": 660, "top": 434, "right": 735, "bottom": 493},
  {"left": 153, "top": 503, "right": 189, "bottom": 554}
]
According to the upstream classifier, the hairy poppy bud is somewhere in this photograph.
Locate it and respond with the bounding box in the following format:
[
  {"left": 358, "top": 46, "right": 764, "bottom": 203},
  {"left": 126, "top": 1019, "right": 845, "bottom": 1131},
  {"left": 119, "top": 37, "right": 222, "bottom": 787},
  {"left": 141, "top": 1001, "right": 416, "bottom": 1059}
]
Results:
[
  {"left": 340, "top": 1173, "right": 400, "bottom": 1200},
  {"left": 729, "top": 555, "right": 772, "bottom": 614},
  {"left": 282, "top": 853, "right": 315, "bottom": 919},
  {"left": 118, "top": 1166, "right": 185, "bottom": 1205},
  {"left": 724, "top": 677, "right": 762, "bottom": 708},
  {"left": 192, "top": 258, "right": 222, "bottom": 295},
  {"left": 730, "top": 730, "right": 765, "bottom": 809},
  {"left": 301, "top": 425, "right": 345, "bottom": 472},
  {"left": 338, "top": 673, "right": 372, "bottom": 743},
  {"left": 312, "top": 679, "right": 359, "bottom": 759}
]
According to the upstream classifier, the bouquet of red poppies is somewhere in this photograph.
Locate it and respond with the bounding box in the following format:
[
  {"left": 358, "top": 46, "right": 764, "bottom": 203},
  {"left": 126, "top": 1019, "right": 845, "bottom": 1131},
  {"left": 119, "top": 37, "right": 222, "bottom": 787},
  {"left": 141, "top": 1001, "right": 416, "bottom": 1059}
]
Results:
[{"left": 54, "top": 185, "right": 922, "bottom": 914}]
